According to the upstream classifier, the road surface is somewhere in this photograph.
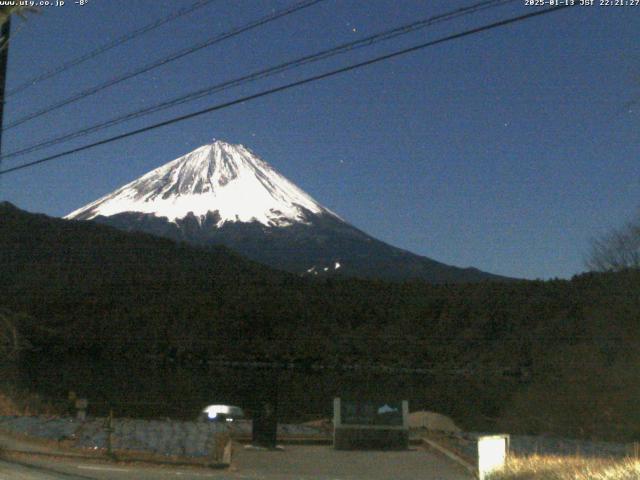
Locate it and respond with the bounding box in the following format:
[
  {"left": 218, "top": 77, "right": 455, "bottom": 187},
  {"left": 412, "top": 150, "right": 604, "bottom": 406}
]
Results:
[
  {"left": 0, "top": 447, "right": 473, "bottom": 480},
  {"left": 0, "top": 430, "right": 473, "bottom": 479}
]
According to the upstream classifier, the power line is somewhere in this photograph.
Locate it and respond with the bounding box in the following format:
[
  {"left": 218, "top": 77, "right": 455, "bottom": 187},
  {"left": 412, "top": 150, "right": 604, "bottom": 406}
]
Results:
[
  {"left": 1, "top": 0, "right": 515, "bottom": 163},
  {"left": 2, "top": 0, "right": 325, "bottom": 131},
  {"left": 0, "top": 5, "right": 571, "bottom": 177},
  {"left": 5, "top": 0, "right": 219, "bottom": 99}
]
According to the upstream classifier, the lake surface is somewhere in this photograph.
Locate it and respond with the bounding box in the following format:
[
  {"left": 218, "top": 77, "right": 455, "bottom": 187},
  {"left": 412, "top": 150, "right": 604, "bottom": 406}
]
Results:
[{"left": 11, "top": 354, "right": 503, "bottom": 429}]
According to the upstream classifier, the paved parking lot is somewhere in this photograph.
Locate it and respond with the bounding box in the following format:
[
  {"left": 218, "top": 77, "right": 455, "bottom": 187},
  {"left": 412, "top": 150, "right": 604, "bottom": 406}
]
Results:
[
  {"left": 0, "top": 445, "right": 473, "bottom": 480},
  {"left": 233, "top": 444, "right": 473, "bottom": 480},
  {"left": 0, "top": 427, "right": 472, "bottom": 480}
]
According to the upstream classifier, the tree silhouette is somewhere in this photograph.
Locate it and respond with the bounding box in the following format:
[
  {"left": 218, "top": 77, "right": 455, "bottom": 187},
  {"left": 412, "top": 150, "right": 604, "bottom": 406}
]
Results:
[{"left": 587, "top": 211, "right": 640, "bottom": 271}]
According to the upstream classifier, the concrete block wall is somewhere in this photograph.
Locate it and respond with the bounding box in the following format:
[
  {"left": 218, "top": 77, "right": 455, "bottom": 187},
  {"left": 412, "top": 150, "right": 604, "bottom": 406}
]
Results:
[{"left": 0, "top": 416, "right": 228, "bottom": 458}]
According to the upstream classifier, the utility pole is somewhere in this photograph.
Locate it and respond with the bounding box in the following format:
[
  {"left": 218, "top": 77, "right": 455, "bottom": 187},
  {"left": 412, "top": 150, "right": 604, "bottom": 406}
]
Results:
[{"left": 0, "top": 16, "right": 10, "bottom": 175}]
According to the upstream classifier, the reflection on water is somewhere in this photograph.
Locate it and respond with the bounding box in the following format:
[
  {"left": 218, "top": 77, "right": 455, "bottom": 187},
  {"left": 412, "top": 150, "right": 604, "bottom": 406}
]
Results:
[{"left": 13, "top": 354, "right": 499, "bottom": 428}]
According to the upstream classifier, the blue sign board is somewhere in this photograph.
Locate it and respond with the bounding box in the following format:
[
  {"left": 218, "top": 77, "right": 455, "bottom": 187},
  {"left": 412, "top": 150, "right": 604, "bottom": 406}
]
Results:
[{"left": 340, "top": 400, "right": 403, "bottom": 426}]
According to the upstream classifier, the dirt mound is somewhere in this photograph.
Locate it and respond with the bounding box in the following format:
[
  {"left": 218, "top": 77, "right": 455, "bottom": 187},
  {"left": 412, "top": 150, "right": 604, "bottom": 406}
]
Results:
[{"left": 408, "top": 411, "right": 461, "bottom": 433}]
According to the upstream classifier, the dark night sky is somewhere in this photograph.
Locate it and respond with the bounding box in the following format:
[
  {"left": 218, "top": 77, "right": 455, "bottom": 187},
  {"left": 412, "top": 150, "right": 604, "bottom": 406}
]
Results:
[{"left": 1, "top": 0, "right": 638, "bottom": 279}]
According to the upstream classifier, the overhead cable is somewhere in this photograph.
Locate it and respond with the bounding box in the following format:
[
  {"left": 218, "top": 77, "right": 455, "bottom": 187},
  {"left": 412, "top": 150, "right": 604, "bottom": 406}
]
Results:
[
  {"left": 0, "top": 5, "right": 571, "bottom": 177},
  {"left": 5, "top": 0, "right": 219, "bottom": 98},
  {"left": 2, "top": 0, "right": 325, "bottom": 130},
  {"left": 1, "top": 0, "right": 515, "bottom": 162}
]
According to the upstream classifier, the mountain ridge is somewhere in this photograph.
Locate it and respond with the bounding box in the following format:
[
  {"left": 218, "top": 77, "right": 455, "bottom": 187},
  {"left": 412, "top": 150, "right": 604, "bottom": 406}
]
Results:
[
  {"left": 66, "top": 140, "right": 510, "bottom": 283},
  {"left": 66, "top": 140, "right": 334, "bottom": 228}
]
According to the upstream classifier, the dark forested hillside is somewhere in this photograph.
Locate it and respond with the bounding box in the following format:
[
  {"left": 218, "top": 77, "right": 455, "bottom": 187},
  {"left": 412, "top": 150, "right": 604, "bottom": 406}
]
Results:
[{"left": 1, "top": 202, "right": 639, "bottom": 440}]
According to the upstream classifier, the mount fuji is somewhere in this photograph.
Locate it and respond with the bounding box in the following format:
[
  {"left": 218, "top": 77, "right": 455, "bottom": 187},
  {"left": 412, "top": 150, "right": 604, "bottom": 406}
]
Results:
[{"left": 66, "top": 140, "right": 506, "bottom": 283}]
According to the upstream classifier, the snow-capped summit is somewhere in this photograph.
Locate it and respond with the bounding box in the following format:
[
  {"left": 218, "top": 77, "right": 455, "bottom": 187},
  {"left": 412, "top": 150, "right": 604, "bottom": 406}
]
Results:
[
  {"left": 66, "top": 140, "right": 334, "bottom": 227},
  {"left": 66, "top": 140, "right": 508, "bottom": 283}
]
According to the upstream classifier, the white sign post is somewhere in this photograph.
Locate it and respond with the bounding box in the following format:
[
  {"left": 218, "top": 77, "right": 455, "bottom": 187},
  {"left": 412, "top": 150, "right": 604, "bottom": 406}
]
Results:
[{"left": 477, "top": 434, "right": 509, "bottom": 480}]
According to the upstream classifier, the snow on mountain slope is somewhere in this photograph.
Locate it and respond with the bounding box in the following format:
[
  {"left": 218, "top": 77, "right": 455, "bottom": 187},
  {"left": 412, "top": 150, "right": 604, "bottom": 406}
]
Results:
[
  {"left": 66, "top": 140, "right": 336, "bottom": 227},
  {"left": 65, "top": 139, "right": 510, "bottom": 283}
]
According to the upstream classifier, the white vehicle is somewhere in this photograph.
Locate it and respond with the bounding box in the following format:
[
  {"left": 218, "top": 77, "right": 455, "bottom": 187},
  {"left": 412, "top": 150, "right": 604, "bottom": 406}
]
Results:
[{"left": 199, "top": 404, "right": 244, "bottom": 422}]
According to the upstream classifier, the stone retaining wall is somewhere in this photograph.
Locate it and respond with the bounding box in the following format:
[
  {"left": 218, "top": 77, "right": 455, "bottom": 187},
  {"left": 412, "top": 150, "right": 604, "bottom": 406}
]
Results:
[
  {"left": 0, "top": 416, "right": 227, "bottom": 457},
  {"left": 0, "top": 416, "right": 326, "bottom": 458}
]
